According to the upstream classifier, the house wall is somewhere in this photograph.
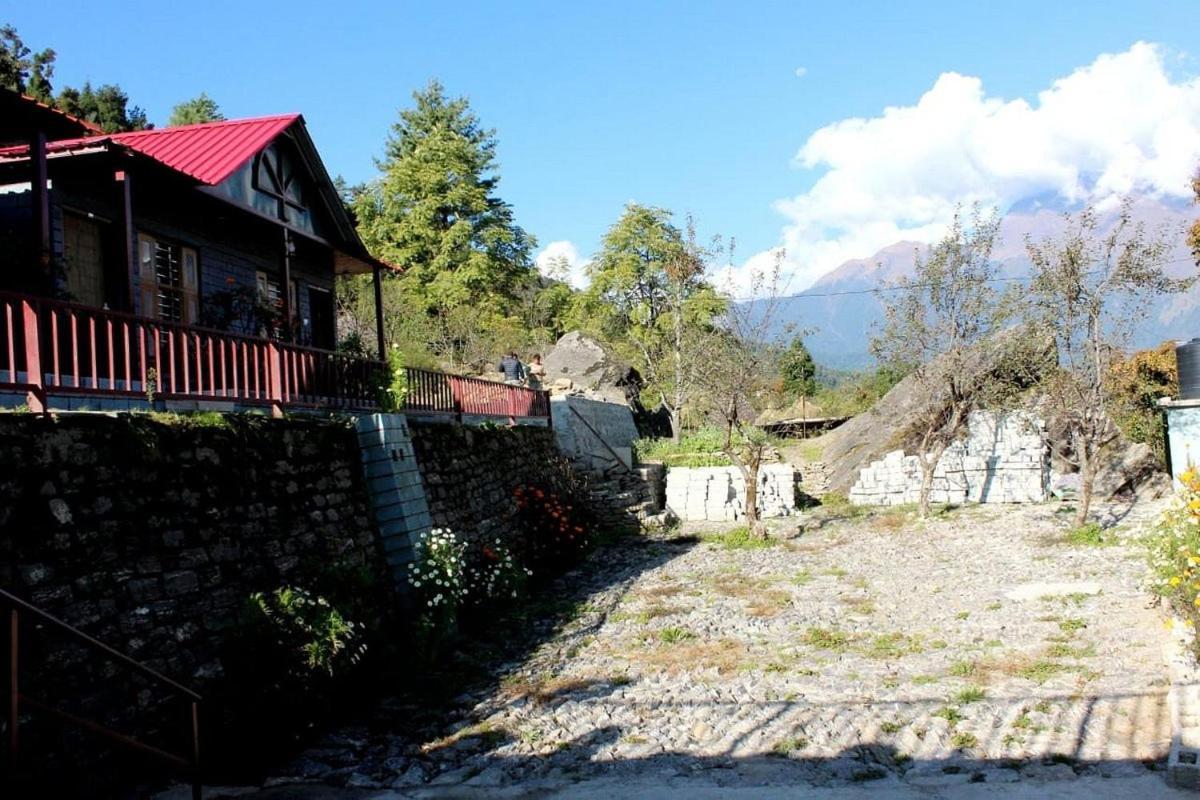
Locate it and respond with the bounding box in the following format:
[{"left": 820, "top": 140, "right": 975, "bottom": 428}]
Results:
[{"left": 1, "top": 155, "right": 337, "bottom": 347}]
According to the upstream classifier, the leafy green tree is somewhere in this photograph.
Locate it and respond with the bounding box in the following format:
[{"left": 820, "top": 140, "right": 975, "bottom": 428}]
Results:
[
  {"left": 576, "top": 204, "right": 723, "bottom": 440},
  {"left": 168, "top": 92, "right": 224, "bottom": 126},
  {"left": 354, "top": 80, "right": 534, "bottom": 316},
  {"left": 56, "top": 82, "right": 149, "bottom": 132},
  {"left": 780, "top": 336, "right": 817, "bottom": 398},
  {"left": 0, "top": 24, "right": 55, "bottom": 102}
]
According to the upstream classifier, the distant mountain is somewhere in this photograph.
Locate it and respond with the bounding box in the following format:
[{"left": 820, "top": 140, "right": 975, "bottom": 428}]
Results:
[{"left": 759, "top": 196, "right": 1198, "bottom": 370}]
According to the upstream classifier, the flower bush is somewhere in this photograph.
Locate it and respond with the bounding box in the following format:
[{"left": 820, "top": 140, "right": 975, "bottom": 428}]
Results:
[
  {"left": 408, "top": 528, "right": 533, "bottom": 651},
  {"left": 513, "top": 484, "right": 591, "bottom": 569},
  {"left": 1146, "top": 467, "right": 1200, "bottom": 623}
]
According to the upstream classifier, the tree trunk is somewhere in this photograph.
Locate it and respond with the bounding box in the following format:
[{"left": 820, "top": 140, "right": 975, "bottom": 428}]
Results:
[
  {"left": 745, "top": 460, "right": 766, "bottom": 538},
  {"left": 1075, "top": 447, "right": 1094, "bottom": 527},
  {"left": 917, "top": 458, "right": 936, "bottom": 519},
  {"left": 670, "top": 405, "right": 681, "bottom": 444}
]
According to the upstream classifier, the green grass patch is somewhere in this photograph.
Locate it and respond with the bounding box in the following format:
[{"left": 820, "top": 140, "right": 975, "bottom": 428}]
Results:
[
  {"left": 703, "top": 527, "right": 778, "bottom": 550},
  {"left": 861, "top": 632, "right": 924, "bottom": 659},
  {"left": 657, "top": 627, "right": 696, "bottom": 644},
  {"left": 771, "top": 735, "right": 809, "bottom": 756},
  {"left": 933, "top": 706, "right": 965, "bottom": 725},
  {"left": 803, "top": 626, "right": 853, "bottom": 652},
  {"left": 1066, "top": 522, "right": 1113, "bottom": 547},
  {"left": 950, "top": 731, "right": 978, "bottom": 749},
  {"left": 952, "top": 686, "right": 987, "bottom": 704},
  {"left": 949, "top": 659, "right": 978, "bottom": 678}
]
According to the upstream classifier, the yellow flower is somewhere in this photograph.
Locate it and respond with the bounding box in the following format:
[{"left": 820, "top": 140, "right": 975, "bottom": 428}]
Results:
[{"left": 1170, "top": 576, "right": 1183, "bottom": 587}]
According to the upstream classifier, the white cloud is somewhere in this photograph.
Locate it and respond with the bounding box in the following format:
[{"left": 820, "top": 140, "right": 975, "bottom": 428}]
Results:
[
  {"left": 741, "top": 42, "right": 1200, "bottom": 295},
  {"left": 794, "top": 66, "right": 808, "bottom": 79},
  {"left": 535, "top": 240, "right": 590, "bottom": 289}
]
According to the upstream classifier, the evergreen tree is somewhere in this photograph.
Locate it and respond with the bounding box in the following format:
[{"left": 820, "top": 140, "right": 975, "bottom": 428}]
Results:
[
  {"left": 354, "top": 80, "right": 534, "bottom": 313},
  {"left": 780, "top": 336, "right": 817, "bottom": 398},
  {"left": 168, "top": 92, "right": 224, "bottom": 126},
  {"left": 56, "top": 82, "right": 149, "bottom": 132},
  {"left": 0, "top": 24, "right": 55, "bottom": 101}
]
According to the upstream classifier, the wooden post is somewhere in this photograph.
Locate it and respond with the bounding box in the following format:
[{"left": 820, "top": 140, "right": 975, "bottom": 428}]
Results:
[
  {"left": 267, "top": 342, "right": 284, "bottom": 418},
  {"left": 115, "top": 170, "right": 136, "bottom": 312},
  {"left": 372, "top": 264, "right": 386, "bottom": 362},
  {"left": 281, "top": 230, "right": 294, "bottom": 344},
  {"left": 30, "top": 132, "right": 50, "bottom": 292},
  {"left": 21, "top": 300, "right": 45, "bottom": 414}
]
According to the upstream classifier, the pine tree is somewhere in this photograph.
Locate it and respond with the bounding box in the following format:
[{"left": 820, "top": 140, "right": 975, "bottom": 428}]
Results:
[
  {"left": 780, "top": 337, "right": 817, "bottom": 398},
  {"left": 354, "top": 80, "right": 534, "bottom": 314}
]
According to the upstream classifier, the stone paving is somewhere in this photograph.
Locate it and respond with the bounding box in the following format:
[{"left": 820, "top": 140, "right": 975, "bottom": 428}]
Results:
[{"left": 211, "top": 496, "right": 1178, "bottom": 797}]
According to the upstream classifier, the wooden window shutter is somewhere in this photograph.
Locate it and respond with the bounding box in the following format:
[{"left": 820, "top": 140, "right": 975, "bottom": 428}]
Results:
[
  {"left": 181, "top": 247, "right": 199, "bottom": 324},
  {"left": 137, "top": 234, "right": 157, "bottom": 319}
]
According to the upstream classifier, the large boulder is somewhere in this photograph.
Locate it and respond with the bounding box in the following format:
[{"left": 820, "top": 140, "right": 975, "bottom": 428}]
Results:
[
  {"left": 543, "top": 331, "right": 639, "bottom": 404},
  {"left": 822, "top": 328, "right": 1051, "bottom": 493},
  {"left": 542, "top": 331, "right": 672, "bottom": 437}
]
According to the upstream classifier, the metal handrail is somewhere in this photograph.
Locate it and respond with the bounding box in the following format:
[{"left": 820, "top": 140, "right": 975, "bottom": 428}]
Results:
[{"left": 2, "top": 587, "right": 202, "bottom": 799}]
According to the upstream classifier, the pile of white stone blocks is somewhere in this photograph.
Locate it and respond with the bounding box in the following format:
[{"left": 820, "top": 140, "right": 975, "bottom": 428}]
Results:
[
  {"left": 849, "top": 411, "right": 1048, "bottom": 507},
  {"left": 665, "top": 464, "right": 796, "bottom": 522}
]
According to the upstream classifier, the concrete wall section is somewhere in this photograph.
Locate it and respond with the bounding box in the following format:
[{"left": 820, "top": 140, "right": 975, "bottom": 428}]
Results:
[
  {"left": 356, "top": 413, "right": 433, "bottom": 578},
  {"left": 665, "top": 464, "right": 797, "bottom": 522},
  {"left": 551, "top": 395, "right": 640, "bottom": 473}
]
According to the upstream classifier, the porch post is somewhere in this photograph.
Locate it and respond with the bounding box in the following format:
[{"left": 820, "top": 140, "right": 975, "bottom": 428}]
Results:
[
  {"left": 115, "top": 170, "right": 136, "bottom": 312},
  {"left": 29, "top": 132, "right": 51, "bottom": 290},
  {"left": 372, "top": 264, "right": 386, "bottom": 362},
  {"left": 281, "top": 229, "right": 295, "bottom": 344}
]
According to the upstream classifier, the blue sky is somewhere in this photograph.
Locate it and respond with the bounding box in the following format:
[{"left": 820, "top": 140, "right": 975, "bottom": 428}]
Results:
[{"left": 8, "top": 1, "right": 1200, "bottom": 291}]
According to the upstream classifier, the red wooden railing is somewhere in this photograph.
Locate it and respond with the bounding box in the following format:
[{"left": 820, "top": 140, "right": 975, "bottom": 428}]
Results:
[
  {"left": 0, "top": 291, "right": 385, "bottom": 412},
  {"left": 403, "top": 367, "right": 550, "bottom": 423}
]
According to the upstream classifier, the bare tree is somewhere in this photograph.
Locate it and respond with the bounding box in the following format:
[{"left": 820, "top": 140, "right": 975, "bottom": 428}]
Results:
[
  {"left": 691, "top": 254, "right": 788, "bottom": 538},
  {"left": 870, "top": 205, "right": 1012, "bottom": 519},
  {"left": 1026, "top": 202, "right": 1187, "bottom": 525}
]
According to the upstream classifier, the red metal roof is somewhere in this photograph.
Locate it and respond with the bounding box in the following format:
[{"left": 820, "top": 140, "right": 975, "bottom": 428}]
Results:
[{"left": 0, "top": 114, "right": 300, "bottom": 185}]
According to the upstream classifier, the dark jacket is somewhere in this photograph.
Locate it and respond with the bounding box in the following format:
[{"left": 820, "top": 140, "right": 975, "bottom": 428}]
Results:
[{"left": 498, "top": 355, "right": 525, "bottom": 382}]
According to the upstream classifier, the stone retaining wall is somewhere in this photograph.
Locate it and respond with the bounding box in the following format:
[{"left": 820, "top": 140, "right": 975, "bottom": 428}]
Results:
[
  {"left": 0, "top": 413, "right": 389, "bottom": 781},
  {"left": 665, "top": 464, "right": 797, "bottom": 522},
  {"left": 849, "top": 411, "right": 1048, "bottom": 506}
]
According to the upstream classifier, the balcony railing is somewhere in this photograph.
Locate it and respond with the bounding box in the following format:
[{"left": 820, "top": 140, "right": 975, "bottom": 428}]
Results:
[
  {"left": 0, "top": 291, "right": 385, "bottom": 412},
  {"left": 403, "top": 367, "right": 551, "bottom": 423}
]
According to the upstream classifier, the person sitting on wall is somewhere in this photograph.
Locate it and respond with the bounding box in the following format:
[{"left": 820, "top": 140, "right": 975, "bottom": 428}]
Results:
[
  {"left": 498, "top": 351, "right": 526, "bottom": 386},
  {"left": 526, "top": 353, "right": 546, "bottom": 389}
]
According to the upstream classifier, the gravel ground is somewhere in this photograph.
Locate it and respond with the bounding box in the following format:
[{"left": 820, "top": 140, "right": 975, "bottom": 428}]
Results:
[{"left": 211, "top": 496, "right": 1177, "bottom": 797}]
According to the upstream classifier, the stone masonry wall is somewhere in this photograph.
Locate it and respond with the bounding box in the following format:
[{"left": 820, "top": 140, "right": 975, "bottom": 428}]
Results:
[
  {"left": 0, "top": 413, "right": 388, "bottom": 776},
  {"left": 665, "top": 464, "right": 797, "bottom": 522},
  {"left": 408, "top": 422, "right": 597, "bottom": 552},
  {"left": 849, "top": 411, "right": 1048, "bottom": 506}
]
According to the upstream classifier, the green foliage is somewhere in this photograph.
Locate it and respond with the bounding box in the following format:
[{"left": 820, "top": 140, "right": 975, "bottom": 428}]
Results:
[
  {"left": 200, "top": 285, "right": 279, "bottom": 334},
  {"left": 0, "top": 24, "right": 55, "bottom": 101},
  {"left": 811, "top": 364, "right": 910, "bottom": 417},
  {"left": 657, "top": 627, "right": 696, "bottom": 644},
  {"left": 245, "top": 586, "right": 366, "bottom": 678},
  {"left": 803, "top": 626, "right": 852, "bottom": 652},
  {"left": 1107, "top": 342, "right": 1177, "bottom": 466},
  {"left": 168, "top": 92, "right": 224, "bottom": 126},
  {"left": 573, "top": 204, "right": 724, "bottom": 423},
  {"left": 703, "top": 526, "right": 779, "bottom": 550},
  {"left": 1065, "top": 522, "right": 1112, "bottom": 547},
  {"left": 55, "top": 81, "right": 149, "bottom": 132},
  {"left": 635, "top": 427, "right": 734, "bottom": 466},
  {"left": 0, "top": 24, "right": 146, "bottom": 131},
  {"left": 780, "top": 336, "right": 817, "bottom": 398},
  {"left": 355, "top": 80, "right": 534, "bottom": 317}
]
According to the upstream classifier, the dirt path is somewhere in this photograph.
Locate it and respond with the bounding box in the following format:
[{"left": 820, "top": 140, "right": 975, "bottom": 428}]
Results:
[{"left": 198, "top": 497, "right": 1177, "bottom": 797}]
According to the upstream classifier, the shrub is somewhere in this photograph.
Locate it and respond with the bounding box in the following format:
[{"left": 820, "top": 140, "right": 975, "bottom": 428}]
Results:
[
  {"left": 1146, "top": 468, "right": 1200, "bottom": 626},
  {"left": 1066, "top": 522, "right": 1110, "bottom": 547},
  {"left": 513, "top": 484, "right": 591, "bottom": 570},
  {"left": 1108, "top": 342, "right": 1176, "bottom": 466},
  {"left": 245, "top": 586, "right": 366, "bottom": 679}
]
